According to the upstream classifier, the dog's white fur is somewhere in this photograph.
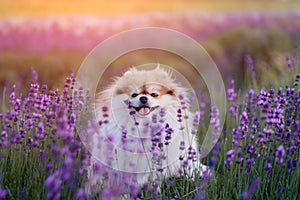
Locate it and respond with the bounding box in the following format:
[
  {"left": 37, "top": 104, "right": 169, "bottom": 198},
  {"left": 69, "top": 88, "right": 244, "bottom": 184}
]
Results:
[{"left": 88, "top": 66, "right": 207, "bottom": 188}]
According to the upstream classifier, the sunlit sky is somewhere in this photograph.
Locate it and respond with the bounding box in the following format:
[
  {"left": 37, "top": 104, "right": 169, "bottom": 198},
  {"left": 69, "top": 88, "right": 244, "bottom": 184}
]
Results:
[{"left": 0, "top": 0, "right": 299, "bottom": 17}]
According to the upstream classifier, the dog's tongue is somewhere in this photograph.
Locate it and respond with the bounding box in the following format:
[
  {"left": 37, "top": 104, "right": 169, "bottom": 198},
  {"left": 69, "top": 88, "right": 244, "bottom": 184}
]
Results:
[{"left": 139, "top": 107, "right": 150, "bottom": 116}]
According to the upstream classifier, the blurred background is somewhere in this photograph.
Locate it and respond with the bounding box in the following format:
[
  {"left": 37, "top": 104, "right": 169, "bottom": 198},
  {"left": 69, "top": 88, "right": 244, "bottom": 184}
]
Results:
[{"left": 1, "top": 0, "right": 300, "bottom": 90}]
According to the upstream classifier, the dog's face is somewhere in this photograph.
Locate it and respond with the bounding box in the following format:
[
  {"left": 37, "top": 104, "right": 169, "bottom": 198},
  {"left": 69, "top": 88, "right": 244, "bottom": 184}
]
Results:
[
  {"left": 128, "top": 83, "right": 175, "bottom": 117},
  {"left": 113, "top": 67, "right": 181, "bottom": 118}
]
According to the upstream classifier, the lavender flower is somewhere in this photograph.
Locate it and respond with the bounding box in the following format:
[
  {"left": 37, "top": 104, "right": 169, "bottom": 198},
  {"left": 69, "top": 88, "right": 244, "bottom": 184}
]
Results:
[
  {"left": 1, "top": 49, "right": 300, "bottom": 199},
  {"left": 209, "top": 142, "right": 220, "bottom": 167},
  {"left": 177, "top": 108, "right": 182, "bottom": 122},
  {"left": 275, "top": 145, "right": 285, "bottom": 165},
  {"left": 227, "top": 80, "right": 238, "bottom": 102},
  {"left": 286, "top": 56, "right": 292, "bottom": 68},
  {"left": 235, "top": 151, "right": 243, "bottom": 165},
  {"left": 164, "top": 123, "right": 174, "bottom": 145},
  {"left": 210, "top": 106, "right": 221, "bottom": 146},
  {"left": 18, "top": 188, "right": 26, "bottom": 200},
  {"left": 30, "top": 67, "right": 39, "bottom": 82},
  {"left": 248, "top": 89, "right": 258, "bottom": 113},
  {"left": 179, "top": 141, "right": 185, "bottom": 151},
  {"left": 294, "top": 74, "right": 300, "bottom": 86},
  {"left": 245, "top": 158, "right": 253, "bottom": 176},
  {"left": 191, "top": 111, "right": 201, "bottom": 135},
  {"left": 229, "top": 103, "right": 238, "bottom": 118},
  {"left": 75, "top": 188, "right": 85, "bottom": 200},
  {"left": 241, "top": 178, "right": 261, "bottom": 200},
  {"left": 0, "top": 189, "right": 7, "bottom": 200},
  {"left": 245, "top": 55, "right": 256, "bottom": 77},
  {"left": 258, "top": 89, "right": 273, "bottom": 111},
  {"left": 265, "top": 157, "right": 273, "bottom": 175},
  {"left": 45, "top": 172, "right": 62, "bottom": 200},
  {"left": 225, "top": 149, "right": 235, "bottom": 167}
]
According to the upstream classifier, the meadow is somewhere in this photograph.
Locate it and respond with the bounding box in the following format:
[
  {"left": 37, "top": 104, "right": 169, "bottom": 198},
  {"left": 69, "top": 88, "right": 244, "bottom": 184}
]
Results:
[
  {"left": 0, "top": 7, "right": 300, "bottom": 200},
  {"left": 0, "top": 53, "right": 299, "bottom": 199},
  {"left": 2, "top": 10, "right": 300, "bottom": 88}
]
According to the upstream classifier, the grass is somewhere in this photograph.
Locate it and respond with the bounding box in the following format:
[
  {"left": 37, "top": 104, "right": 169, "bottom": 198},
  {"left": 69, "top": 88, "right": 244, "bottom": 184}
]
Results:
[
  {"left": 0, "top": 50, "right": 299, "bottom": 199},
  {"left": 0, "top": 8, "right": 300, "bottom": 199}
]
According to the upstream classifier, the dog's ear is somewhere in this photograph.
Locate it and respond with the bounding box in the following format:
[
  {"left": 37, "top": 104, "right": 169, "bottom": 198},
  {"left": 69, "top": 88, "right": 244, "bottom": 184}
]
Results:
[
  {"left": 166, "top": 90, "right": 175, "bottom": 96},
  {"left": 154, "top": 63, "right": 170, "bottom": 78}
]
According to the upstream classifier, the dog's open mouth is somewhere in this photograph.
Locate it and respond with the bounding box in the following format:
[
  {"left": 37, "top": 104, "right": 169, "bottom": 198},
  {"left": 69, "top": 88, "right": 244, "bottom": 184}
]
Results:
[{"left": 133, "top": 106, "right": 159, "bottom": 116}]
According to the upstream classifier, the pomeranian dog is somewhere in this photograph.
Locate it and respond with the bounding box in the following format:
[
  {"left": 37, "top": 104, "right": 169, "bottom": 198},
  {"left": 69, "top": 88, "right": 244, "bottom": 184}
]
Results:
[{"left": 89, "top": 65, "right": 208, "bottom": 188}]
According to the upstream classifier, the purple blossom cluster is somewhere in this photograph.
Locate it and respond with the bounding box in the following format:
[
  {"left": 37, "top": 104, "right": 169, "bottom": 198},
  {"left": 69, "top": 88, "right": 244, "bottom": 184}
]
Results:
[
  {"left": 2, "top": 11, "right": 300, "bottom": 53},
  {"left": 0, "top": 69, "right": 90, "bottom": 199},
  {"left": 245, "top": 55, "right": 256, "bottom": 77},
  {"left": 1, "top": 63, "right": 299, "bottom": 199},
  {"left": 241, "top": 178, "right": 261, "bottom": 200},
  {"left": 223, "top": 73, "right": 300, "bottom": 197}
]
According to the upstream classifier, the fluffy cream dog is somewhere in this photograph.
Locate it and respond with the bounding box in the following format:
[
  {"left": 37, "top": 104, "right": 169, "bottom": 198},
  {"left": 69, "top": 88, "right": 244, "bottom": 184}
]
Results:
[{"left": 90, "top": 65, "right": 207, "bottom": 187}]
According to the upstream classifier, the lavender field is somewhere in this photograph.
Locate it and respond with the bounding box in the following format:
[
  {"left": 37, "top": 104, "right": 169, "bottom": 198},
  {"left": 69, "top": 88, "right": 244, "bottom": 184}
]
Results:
[
  {"left": 0, "top": 8, "right": 300, "bottom": 200},
  {"left": 2, "top": 11, "right": 300, "bottom": 88}
]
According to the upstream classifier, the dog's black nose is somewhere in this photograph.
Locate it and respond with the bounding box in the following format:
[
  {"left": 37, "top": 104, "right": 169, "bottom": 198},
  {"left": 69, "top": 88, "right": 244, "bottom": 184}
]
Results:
[{"left": 139, "top": 96, "right": 148, "bottom": 104}]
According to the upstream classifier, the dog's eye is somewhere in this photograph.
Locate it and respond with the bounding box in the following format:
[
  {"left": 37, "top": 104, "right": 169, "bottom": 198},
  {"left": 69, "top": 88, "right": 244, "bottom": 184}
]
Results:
[
  {"left": 150, "top": 93, "right": 159, "bottom": 97},
  {"left": 131, "top": 93, "right": 138, "bottom": 98}
]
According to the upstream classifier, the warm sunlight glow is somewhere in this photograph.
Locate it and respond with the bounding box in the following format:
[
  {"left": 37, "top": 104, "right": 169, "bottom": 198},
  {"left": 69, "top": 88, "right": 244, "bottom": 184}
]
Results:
[{"left": 1, "top": 0, "right": 299, "bottom": 17}]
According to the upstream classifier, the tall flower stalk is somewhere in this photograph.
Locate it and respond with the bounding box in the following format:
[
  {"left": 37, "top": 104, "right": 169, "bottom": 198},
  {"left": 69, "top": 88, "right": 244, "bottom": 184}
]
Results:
[{"left": 0, "top": 55, "right": 300, "bottom": 199}]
